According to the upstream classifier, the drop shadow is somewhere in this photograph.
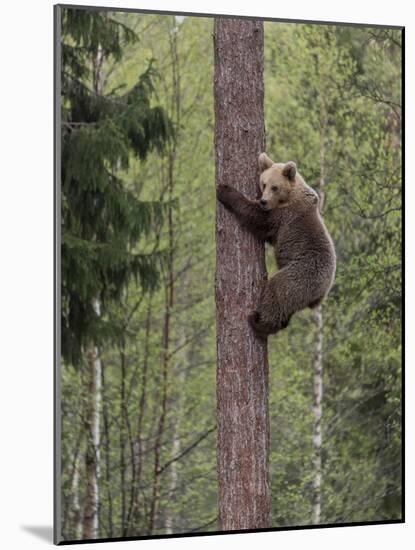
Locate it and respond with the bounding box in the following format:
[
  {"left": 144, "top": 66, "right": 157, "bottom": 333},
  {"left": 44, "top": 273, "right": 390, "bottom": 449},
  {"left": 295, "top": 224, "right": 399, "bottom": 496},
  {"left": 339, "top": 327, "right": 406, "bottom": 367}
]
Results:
[{"left": 21, "top": 525, "right": 53, "bottom": 543}]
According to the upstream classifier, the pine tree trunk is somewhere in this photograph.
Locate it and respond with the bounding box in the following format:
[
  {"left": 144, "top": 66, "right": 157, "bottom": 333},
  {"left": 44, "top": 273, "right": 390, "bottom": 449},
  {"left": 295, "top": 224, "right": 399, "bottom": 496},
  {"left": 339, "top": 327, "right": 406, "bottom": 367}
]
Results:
[
  {"left": 213, "top": 18, "right": 270, "bottom": 531},
  {"left": 311, "top": 117, "right": 327, "bottom": 526}
]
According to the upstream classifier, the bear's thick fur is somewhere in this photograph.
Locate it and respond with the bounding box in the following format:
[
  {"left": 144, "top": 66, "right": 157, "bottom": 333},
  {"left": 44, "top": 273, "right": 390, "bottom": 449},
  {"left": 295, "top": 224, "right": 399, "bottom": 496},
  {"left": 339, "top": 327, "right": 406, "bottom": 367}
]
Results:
[{"left": 216, "top": 152, "right": 336, "bottom": 337}]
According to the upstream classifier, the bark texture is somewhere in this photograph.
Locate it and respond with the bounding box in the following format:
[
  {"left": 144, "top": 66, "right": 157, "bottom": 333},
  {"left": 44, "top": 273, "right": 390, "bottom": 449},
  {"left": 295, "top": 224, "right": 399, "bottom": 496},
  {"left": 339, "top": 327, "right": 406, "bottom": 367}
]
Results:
[{"left": 214, "top": 17, "right": 270, "bottom": 531}]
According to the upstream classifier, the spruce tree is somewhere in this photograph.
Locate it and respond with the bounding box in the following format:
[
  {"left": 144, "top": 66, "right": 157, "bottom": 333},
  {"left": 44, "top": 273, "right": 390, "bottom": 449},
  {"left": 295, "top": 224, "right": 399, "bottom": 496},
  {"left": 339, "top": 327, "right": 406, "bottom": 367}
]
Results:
[{"left": 60, "top": 7, "right": 172, "bottom": 365}]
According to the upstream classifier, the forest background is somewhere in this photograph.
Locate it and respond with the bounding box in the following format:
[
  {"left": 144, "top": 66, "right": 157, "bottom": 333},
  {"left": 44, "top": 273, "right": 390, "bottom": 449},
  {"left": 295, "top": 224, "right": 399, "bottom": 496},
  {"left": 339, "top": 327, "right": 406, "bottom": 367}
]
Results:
[{"left": 59, "top": 7, "right": 402, "bottom": 542}]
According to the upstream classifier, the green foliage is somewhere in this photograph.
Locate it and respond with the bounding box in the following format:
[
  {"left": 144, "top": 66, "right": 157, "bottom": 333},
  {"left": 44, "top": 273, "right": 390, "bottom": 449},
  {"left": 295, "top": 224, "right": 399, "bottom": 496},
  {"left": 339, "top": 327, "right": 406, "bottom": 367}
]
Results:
[
  {"left": 265, "top": 22, "right": 402, "bottom": 524},
  {"left": 60, "top": 10, "right": 402, "bottom": 541},
  {"left": 61, "top": 8, "right": 172, "bottom": 364}
]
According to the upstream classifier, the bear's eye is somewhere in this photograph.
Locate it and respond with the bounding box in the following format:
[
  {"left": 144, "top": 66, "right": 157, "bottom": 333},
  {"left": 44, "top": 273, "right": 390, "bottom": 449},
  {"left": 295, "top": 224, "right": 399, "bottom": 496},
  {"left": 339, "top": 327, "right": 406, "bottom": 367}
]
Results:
[{"left": 272, "top": 185, "right": 279, "bottom": 192}]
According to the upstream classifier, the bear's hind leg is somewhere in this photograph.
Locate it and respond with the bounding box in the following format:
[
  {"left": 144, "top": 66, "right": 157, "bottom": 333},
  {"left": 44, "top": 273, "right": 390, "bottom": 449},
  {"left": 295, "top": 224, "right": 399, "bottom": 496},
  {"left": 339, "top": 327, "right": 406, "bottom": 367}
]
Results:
[
  {"left": 248, "top": 310, "right": 271, "bottom": 338},
  {"left": 248, "top": 269, "right": 298, "bottom": 336},
  {"left": 248, "top": 309, "right": 292, "bottom": 337}
]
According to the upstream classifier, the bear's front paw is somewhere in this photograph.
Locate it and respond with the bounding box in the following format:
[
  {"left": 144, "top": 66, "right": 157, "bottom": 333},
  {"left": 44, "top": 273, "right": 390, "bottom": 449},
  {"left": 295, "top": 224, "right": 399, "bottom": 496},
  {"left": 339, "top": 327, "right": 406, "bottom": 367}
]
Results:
[{"left": 216, "top": 183, "right": 235, "bottom": 204}]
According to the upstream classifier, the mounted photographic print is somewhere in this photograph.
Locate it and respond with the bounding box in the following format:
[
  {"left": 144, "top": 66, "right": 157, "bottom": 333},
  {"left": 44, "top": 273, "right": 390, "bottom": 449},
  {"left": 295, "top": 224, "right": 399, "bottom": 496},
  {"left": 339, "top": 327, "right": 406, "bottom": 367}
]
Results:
[{"left": 54, "top": 3, "right": 404, "bottom": 544}]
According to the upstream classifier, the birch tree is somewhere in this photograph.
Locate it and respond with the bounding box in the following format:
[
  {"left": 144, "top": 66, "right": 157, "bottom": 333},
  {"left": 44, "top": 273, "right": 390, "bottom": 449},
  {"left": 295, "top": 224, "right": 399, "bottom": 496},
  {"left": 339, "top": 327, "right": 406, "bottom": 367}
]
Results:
[
  {"left": 311, "top": 116, "right": 326, "bottom": 526},
  {"left": 82, "top": 47, "right": 104, "bottom": 540}
]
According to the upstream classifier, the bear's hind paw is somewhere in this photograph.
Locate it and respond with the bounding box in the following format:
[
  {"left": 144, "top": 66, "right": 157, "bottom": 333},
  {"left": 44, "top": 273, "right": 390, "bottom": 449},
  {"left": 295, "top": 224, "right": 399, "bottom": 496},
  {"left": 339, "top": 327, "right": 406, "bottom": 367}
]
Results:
[
  {"left": 248, "top": 311, "right": 269, "bottom": 339},
  {"left": 247, "top": 310, "right": 260, "bottom": 327}
]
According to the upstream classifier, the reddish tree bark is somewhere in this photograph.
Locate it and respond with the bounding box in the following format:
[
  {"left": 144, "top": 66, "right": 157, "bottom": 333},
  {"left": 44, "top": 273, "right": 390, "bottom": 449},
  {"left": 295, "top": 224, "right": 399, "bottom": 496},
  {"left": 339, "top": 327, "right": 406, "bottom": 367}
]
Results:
[{"left": 214, "top": 17, "right": 271, "bottom": 531}]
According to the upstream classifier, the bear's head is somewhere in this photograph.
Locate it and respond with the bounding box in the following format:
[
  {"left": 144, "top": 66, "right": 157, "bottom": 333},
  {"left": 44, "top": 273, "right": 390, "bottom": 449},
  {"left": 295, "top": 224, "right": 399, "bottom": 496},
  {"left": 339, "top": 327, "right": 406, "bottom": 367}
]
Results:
[{"left": 258, "top": 153, "right": 297, "bottom": 211}]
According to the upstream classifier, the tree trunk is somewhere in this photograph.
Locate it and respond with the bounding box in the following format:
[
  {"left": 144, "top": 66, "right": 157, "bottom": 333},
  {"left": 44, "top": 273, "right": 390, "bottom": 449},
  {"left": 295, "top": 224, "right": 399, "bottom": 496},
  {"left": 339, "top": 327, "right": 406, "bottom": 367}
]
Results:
[
  {"left": 311, "top": 304, "right": 323, "bottom": 524},
  {"left": 119, "top": 337, "right": 127, "bottom": 535},
  {"left": 148, "top": 140, "right": 176, "bottom": 536},
  {"left": 311, "top": 113, "right": 327, "bottom": 526},
  {"left": 131, "top": 299, "right": 152, "bottom": 534},
  {"left": 82, "top": 298, "right": 102, "bottom": 539},
  {"left": 213, "top": 18, "right": 270, "bottom": 531},
  {"left": 101, "top": 360, "right": 114, "bottom": 538},
  {"left": 71, "top": 450, "right": 83, "bottom": 540},
  {"left": 165, "top": 326, "right": 187, "bottom": 534},
  {"left": 82, "top": 46, "right": 105, "bottom": 540},
  {"left": 61, "top": 427, "right": 83, "bottom": 540}
]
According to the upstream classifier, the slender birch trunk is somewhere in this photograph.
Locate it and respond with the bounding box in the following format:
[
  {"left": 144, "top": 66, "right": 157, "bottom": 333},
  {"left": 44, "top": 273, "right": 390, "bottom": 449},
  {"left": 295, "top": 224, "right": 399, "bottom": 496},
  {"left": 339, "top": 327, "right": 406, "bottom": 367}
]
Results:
[
  {"left": 148, "top": 261, "right": 173, "bottom": 534},
  {"left": 148, "top": 127, "right": 176, "bottom": 536},
  {"left": 130, "top": 300, "right": 152, "bottom": 533},
  {"left": 148, "top": 20, "right": 183, "bottom": 534},
  {"left": 311, "top": 109, "right": 327, "bottom": 526},
  {"left": 81, "top": 42, "right": 105, "bottom": 538},
  {"left": 71, "top": 451, "right": 83, "bottom": 539},
  {"left": 164, "top": 428, "right": 180, "bottom": 534},
  {"left": 165, "top": 325, "right": 187, "bottom": 534},
  {"left": 163, "top": 18, "right": 183, "bottom": 536},
  {"left": 119, "top": 337, "right": 127, "bottom": 535},
  {"left": 61, "top": 427, "right": 83, "bottom": 540},
  {"left": 82, "top": 300, "right": 102, "bottom": 538},
  {"left": 164, "top": 416, "right": 180, "bottom": 534},
  {"left": 311, "top": 304, "right": 323, "bottom": 524},
  {"left": 214, "top": 18, "right": 270, "bottom": 530},
  {"left": 101, "top": 360, "right": 114, "bottom": 538}
]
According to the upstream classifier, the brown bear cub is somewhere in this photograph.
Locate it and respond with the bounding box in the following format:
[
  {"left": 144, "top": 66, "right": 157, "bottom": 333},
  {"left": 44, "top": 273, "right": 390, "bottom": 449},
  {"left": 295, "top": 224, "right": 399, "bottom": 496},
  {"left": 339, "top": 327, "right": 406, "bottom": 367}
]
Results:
[{"left": 216, "top": 152, "right": 336, "bottom": 337}]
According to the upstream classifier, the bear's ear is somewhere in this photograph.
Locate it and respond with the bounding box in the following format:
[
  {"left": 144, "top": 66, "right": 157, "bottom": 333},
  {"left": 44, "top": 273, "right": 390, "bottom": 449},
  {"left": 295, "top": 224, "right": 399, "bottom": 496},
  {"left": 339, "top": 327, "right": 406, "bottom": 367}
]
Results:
[
  {"left": 283, "top": 161, "right": 297, "bottom": 181},
  {"left": 258, "top": 152, "right": 274, "bottom": 172}
]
